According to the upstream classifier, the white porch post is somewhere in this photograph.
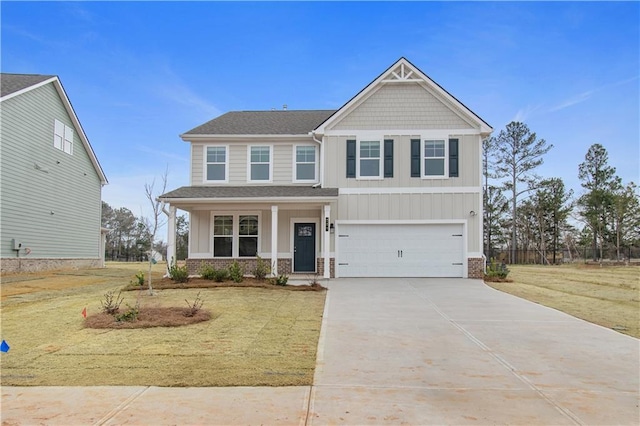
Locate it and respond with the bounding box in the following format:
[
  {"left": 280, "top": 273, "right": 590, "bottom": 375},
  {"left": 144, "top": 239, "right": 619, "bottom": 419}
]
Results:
[
  {"left": 323, "top": 204, "right": 331, "bottom": 279},
  {"left": 166, "top": 205, "right": 177, "bottom": 267},
  {"left": 271, "top": 205, "right": 278, "bottom": 276}
]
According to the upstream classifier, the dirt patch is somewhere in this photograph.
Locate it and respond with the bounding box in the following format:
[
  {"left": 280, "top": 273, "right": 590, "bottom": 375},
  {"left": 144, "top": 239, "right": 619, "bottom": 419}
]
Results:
[
  {"left": 124, "top": 276, "right": 327, "bottom": 292},
  {"left": 85, "top": 307, "right": 212, "bottom": 329}
]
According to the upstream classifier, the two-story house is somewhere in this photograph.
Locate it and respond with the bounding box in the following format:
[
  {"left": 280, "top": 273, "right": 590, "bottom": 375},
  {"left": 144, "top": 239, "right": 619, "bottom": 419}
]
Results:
[
  {"left": 0, "top": 74, "right": 108, "bottom": 273},
  {"left": 159, "top": 58, "right": 492, "bottom": 279}
]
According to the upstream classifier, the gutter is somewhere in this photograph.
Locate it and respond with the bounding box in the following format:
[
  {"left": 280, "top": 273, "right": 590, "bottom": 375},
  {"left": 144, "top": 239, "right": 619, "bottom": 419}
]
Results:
[{"left": 311, "top": 131, "right": 324, "bottom": 187}]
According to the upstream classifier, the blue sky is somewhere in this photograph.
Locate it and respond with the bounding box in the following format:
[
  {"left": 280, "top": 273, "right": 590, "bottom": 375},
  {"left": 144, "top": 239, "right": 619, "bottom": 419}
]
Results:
[{"left": 2, "top": 1, "right": 638, "bottom": 229}]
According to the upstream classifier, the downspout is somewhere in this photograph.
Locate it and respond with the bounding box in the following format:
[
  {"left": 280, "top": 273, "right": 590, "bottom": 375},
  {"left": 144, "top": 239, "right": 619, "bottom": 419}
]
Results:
[{"left": 311, "top": 131, "right": 324, "bottom": 187}]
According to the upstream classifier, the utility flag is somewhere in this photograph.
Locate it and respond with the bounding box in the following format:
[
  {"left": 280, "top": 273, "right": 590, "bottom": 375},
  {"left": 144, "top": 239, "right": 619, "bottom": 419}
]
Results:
[
  {"left": 0, "top": 340, "right": 9, "bottom": 353},
  {"left": 82, "top": 307, "right": 87, "bottom": 318}
]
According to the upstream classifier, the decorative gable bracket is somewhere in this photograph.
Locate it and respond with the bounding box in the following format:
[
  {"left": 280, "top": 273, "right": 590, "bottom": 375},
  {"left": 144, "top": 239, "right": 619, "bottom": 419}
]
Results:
[{"left": 382, "top": 63, "right": 422, "bottom": 83}]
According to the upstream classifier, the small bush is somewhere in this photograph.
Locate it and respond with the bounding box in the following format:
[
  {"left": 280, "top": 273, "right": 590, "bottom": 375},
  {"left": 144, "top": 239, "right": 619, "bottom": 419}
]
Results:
[
  {"left": 184, "top": 292, "right": 204, "bottom": 317},
  {"left": 485, "top": 258, "right": 510, "bottom": 279},
  {"left": 275, "top": 274, "right": 289, "bottom": 286},
  {"left": 131, "top": 271, "right": 145, "bottom": 286},
  {"left": 212, "top": 268, "right": 229, "bottom": 282},
  {"left": 169, "top": 258, "right": 190, "bottom": 283},
  {"left": 253, "top": 256, "right": 271, "bottom": 281},
  {"left": 228, "top": 261, "right": 244, "bottom": 283},
  {"left": 101, "top": 290, "right": 124, "bottom": 315},
  {"left": 199, "top": 263, "right": 217, "bottom": 280},
  {"left": 115, "top": 301, "right": 140, "bottom": 322}
]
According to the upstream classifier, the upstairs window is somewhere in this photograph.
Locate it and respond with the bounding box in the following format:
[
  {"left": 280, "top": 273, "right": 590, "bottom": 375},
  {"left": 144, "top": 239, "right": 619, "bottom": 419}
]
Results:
[
  {"left": 205, "top": 146, "right": 228, "bottom": 182},
  {"left": 358, "top": 141, "right": 381, "bottom": 178},
  {"left": 54, "top": 119, "right": 73, "bottom": 155},
  {"left": 249, "top": 146, "right": 271, "bottom": 182},
  {"left": 423, "top": 140, "right": 446, "bottom": 177},
  {"left": 294, "top": 146, "right": 317, "bottom": 182}
]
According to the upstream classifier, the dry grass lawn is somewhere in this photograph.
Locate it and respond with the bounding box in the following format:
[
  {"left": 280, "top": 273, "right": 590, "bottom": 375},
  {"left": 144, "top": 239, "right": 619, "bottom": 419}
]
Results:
[
  {"left": 485, "top": 264, "right": 639, "bottom": 338},
  {"left": 0, "top": 263, "right": 326, "bottom": 387}
]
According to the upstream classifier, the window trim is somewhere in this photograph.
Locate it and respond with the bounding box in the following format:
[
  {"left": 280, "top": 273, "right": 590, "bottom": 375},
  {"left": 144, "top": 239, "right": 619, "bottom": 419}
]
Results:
[
  {"left": 53, "top": 119, "right": 73, "bottom": 155},
  {"left": 356, "top": 139, "right": 383, "bottom": 180},
  {"left": 210, "top": 211, "right": 262, "bottom": 258},
  {"left": 421, "top": 138, "right": 448, "bottom": 179},
  {"left": 203, "top": 145, "right": 229, "bottom": 183},
  {"left": 247, "top": 145, "right": 273, "bottom": 183},
  {"left": 292, "top": 145, "right": 319, "bottom": 183}
]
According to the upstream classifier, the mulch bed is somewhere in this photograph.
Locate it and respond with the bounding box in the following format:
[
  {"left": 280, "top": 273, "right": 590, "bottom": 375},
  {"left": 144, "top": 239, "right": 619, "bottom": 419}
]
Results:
[
  {"left": 122, "top": 276, "right": 327, "bottom": 292},
  {"left": 85, "top": 307, "right": 212, "bottom": 329}
]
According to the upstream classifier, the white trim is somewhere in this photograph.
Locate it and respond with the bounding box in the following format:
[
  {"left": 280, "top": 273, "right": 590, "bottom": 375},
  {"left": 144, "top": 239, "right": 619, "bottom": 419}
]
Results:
[
  {"left": 339, "top": 187, "right": 481, "bottom": 195},
  {"left": 183, "top": 134, "right": 310, "bottom": 140},
  {"left": 0, "top": 76, "right": 57, "bottom": 102},
  {"left": 271, "top": 205, "right": 278, "bottom": 276},
  {"left": 324, "top": 129, "right": 482, "bottom": 138},
  {"left": 290, "top": 217, "right": 320, "bottom": 273},
  {"left": 292, "top": 145, "right": 319, "bottom": 183},
  {"left": 356, "top": 139, "right": 383, "bottom": 180},
  {"left": 422, "top": 138, "right": 448, "bottom": 179},
  {"left": 467, "top": 252, "right": 483, "bottom": 258},
  {"left": 323, "top": 204, "right": 331, "bottom": 279},
  {"left": 203, "top": 144, "right": 229, "bottom": 184},
  {"left": 210, "top": 211, "right": 262, "bottom": 258},
  {"left": 189, "top": 252, "right": 212, "bottom": 259},
  {"left": 247, "top": 145, "right": 273, "bottom": 183},
  {"left": 160, "top": 196, "right": 338, "bottom": 204}
]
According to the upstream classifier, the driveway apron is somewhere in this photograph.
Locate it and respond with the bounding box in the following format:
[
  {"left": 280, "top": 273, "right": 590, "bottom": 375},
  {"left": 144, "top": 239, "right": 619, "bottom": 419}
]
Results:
[{"left": 309, "top": 278, "right": 639, "bottom": 425}]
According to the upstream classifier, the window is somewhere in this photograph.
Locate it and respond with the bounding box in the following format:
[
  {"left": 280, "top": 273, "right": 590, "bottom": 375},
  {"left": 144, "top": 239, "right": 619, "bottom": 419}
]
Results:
[
  {"left": 212, "top": 213, "right": 261, "bottom": 258},
  {"left": 205, "top": 146, "right": 227, "bottom": 182},
  {"left": 423, "top": 140, "right": 446, "bottom": 177},
  {"left": 294, "top": 146, "right": 316, "bottom": 181},
  {"left": 53, "top": 119, "right": 73, "bottom": 155},
  {"left": 359, "top": 141, "right": 381, "bottom": 178},
  {"left": 249, "top": 146, "right": 271, "bottom": 181},
  {"left": 213, "top": 215, "right": 233, "bottom": 257},
  {"left": 238, "top": 215, "right": 259, "bottom": 257}
]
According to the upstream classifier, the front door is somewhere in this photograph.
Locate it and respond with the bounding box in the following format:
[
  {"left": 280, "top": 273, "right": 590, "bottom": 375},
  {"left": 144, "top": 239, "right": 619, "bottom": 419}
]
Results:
[{"left": 294, "top": 223, "right": 316, "bottom": 272}]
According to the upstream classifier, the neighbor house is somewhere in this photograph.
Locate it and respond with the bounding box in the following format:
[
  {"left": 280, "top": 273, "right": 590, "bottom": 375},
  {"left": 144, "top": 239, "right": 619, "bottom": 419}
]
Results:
[
  {"left": 0, "top": 74, "right": 108, "bottom": 273},
  {"left": 159, "top": 58, "right": 492, "bottom": 278}
]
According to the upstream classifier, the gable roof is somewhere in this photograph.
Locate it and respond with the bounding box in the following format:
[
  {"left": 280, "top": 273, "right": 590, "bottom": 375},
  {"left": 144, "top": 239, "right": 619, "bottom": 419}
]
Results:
[
  {"left": 1, "top": 73, "right": 56, "bottom": 98},
  {"left": 314, "top": 57, "right": 493, "bottom": 136},
  {"left": 182, "top": 110, "right": 336, "bottom": 137},
  {"left": 0, "top": 73, "right": 108, "bottom": 185}
]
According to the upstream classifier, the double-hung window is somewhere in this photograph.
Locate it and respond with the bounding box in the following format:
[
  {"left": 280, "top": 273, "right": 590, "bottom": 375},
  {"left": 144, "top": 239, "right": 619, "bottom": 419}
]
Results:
[
  {"left": 294, "top": 146, "right": 317, "bottom": 182},
  {"left": 53, "top": 119, "right": 73, "bottom": 155},
  {"left": 249, "top": 146, "right": 271, "bottom": 182},
  {"left": 358, "top": 141, "right": 381, "bottom": 178},
  {"left": 423, "top": 140, "right": 446, "bottom": 177},
  {"left": 212, "top": 213, "right": 260, "bottom": 258},
  {"left": 205, "top": 146, "right": 227, "bottom": 182}
]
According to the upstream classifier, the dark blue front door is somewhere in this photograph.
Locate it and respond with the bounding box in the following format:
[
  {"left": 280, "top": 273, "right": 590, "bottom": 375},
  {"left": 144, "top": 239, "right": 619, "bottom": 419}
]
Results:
[{"left": 294, "top": 223, "right": 315, "bottom": 272}]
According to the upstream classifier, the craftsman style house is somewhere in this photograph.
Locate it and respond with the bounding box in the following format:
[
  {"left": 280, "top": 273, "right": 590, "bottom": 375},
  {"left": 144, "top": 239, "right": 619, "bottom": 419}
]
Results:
[
  {"left": 0, "top": 74, "right": 108, "bottom": 273},
  {"left": 160, "top": 58, "right": 492, "bottom": 278}
]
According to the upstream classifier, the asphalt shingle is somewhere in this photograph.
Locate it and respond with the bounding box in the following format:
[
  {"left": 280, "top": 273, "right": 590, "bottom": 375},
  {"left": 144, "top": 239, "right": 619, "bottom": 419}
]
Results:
[
  {"left": 1, "top": 73, "right": 55, "bottom": 98},
  {"left": 160, "top": 185, "right": 339, "bottom": 199}
]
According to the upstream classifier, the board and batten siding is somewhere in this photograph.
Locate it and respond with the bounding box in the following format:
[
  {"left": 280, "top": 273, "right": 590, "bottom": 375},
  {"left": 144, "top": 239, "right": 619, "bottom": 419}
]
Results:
[
  {"left": 190, "top": 138, "right": 317, "bottom": 185},
  {"left": 331, "top": 83, "right": 475, "bottom": 131},
  {"left": 0, "top": 83, "right": 102, "bottom": 259}
]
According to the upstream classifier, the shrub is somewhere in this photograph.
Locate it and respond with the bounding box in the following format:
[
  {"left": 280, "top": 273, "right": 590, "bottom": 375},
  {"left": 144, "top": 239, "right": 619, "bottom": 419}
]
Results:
[
  {"left": 131, "top": 271, "right": 145, "bottom": 286},
  {"left": 115, "top": 301, "right": 140, "bottom": 322},
  {"left": 212, "top": 268, "right": 228, "bottom": 282},
  {"left": 199, "top": 263, "right": 217, "bottom": 280},
  {"left": 169, "top": 258, "right": 190, "bottom": 283},
  {"left": 228, "top": 261, "right": 244, "bottom": 283},
  {"left": 275, "top": 274, "right": 289, "bottom": 286},
  {"left": 184, "top": 292, "right": 204, "bottom": 317},
  {"left": 101, "top": 290, "right": 124, "bottom": 315},
  {"left": 485, "top": 258, "right": 510, "bottom": 279},
  {"left": 253, "top": 256, "right": 270, "bottom": 280}
]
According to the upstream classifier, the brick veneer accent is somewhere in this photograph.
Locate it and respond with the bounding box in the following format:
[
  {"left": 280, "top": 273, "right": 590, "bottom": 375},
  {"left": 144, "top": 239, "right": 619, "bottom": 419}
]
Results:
[
  {"left": 316, "top": 257, "right": 335, "bottom": 278},
  {"left": 467, "top": 257, "right": 485, "bottom": 279},
  {"left": 186, "top": 258, "right": 292, "bottom": 277},
  {"left": 1, "top": 258, "right": 102, "bottom": 274}
]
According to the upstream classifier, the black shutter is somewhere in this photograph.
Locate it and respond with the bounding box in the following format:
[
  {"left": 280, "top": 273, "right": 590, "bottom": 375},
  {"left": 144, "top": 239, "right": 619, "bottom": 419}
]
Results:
[
  {"left": 410, "top": 139, "right": 421, "bottom": 177},
  {"left": 384, "top": 139, "right": 394, "bottom": 178},
  {"left": 449, "top": 138, "right": 459, "bottom": 178},
  {"left": 346, "top": 139, "right": 356, "bottom": 178}
]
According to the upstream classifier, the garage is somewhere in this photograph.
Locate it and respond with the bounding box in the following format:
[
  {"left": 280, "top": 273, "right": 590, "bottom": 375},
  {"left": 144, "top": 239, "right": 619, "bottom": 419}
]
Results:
[{"left": 336, "top": 223, "right": 465, "bottom": 278}]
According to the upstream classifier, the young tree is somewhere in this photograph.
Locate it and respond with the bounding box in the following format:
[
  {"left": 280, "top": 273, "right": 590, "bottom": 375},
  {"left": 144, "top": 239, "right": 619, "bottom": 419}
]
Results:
[
  {"left": 493, "top": 122, "right": 553, "bottom": 263},
  {"left": 142, "top": 169, "right": 168, "bottom": 294},
  {"left": 534, "top": 178, "right": 573, "bottom": 264},
  {"left": 577, "top": 144, "right": 617, "bottom": 260}
]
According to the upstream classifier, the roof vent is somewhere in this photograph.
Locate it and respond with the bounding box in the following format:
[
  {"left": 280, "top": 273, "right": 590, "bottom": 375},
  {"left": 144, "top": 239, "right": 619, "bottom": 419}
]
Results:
[{"left": 282, "top": 104, "right": 287, "bottom": 111}]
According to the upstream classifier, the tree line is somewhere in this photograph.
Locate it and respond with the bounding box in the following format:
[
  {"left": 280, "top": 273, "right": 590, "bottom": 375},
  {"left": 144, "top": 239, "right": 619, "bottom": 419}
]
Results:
[
  {"left": 101, "top": 201, "right": 188, "bottom": 262},
  {"left": 484, "top": 122, "right": 640, "bottom": 263}
]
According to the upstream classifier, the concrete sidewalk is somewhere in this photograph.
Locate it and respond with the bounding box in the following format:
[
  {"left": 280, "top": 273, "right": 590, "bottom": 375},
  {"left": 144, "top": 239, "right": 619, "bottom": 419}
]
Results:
[{"left": 2, "top": 278, "right": 639, "bottom": 425}]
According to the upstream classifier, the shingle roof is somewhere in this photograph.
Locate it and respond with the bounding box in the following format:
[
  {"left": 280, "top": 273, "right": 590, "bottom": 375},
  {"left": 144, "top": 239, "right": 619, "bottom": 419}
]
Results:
[
  {"left": 1, "top": 73, "right": 55, "bottom": 98},
  {"left": 160, "top": 185, "right": 339, "bottom": 200},
  {"left": 183, "top": 110, "right": 337, "bottom": 135}
]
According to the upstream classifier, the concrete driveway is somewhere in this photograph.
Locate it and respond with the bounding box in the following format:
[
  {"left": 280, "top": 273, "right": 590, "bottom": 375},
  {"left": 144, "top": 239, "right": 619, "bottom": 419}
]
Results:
[{"left": 2, "top": 278, "right": 638, "bottom": 425}]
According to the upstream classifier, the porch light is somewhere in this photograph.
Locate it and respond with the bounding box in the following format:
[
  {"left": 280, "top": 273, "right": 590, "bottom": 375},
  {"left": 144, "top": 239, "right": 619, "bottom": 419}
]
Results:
[
  {"left": 469, "top": 210, "right": 477, "bottom": 217},
  {"left": 330, "top": 223, "right": 335, "bottom": 233}
]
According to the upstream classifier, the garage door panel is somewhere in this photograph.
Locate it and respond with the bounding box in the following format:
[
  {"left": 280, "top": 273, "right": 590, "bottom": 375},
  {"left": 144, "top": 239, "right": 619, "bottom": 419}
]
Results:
[{"left": 337, "top": 224, "right": 464, "bottom": 278}]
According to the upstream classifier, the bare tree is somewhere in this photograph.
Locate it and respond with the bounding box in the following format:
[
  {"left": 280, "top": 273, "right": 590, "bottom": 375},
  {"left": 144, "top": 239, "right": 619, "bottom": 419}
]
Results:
[{"left": 143, "top": 168, "right": 168, "bottom": 294}]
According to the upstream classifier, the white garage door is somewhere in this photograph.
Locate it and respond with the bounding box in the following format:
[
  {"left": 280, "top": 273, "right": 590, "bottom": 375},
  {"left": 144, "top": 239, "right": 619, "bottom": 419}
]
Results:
[{"left": 336, "top": 223, "right": 464, "bottom": 278}]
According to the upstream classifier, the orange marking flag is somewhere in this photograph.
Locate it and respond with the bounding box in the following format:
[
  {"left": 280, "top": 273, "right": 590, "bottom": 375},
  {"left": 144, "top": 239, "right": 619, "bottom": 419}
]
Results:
[{"left": 82, "top": 307, "right": 87, "bottom": 318}]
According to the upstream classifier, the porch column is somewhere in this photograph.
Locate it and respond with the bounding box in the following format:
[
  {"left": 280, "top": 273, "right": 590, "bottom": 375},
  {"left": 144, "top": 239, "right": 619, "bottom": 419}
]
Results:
[
  {"left": 323, "top": 204, "right": 331, "bottom": 279},
  {"left": 271, "top": 205, "right": 278, "bottom": 276},
  {"left": 166, "top": 205, "right": 177, "bottom": 269}
]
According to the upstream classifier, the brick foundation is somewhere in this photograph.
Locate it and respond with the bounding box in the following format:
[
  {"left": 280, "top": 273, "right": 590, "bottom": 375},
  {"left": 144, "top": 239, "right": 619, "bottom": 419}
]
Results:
[
  {"left": 186, "top": 258, "right": 293, "bottom": 277},
  {"left": 1, "top": 258, "right": 103, "bottom": 274},
  {"left": 467, "top": 257, "right": 485, "bottom": 279},
  {"left": 317, "top": 257, "right": 335, "bottom": 278}
]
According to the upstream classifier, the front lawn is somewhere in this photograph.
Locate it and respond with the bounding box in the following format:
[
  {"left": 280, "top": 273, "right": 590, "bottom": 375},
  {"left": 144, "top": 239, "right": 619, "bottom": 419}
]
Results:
[{"left": 0, "top": 265, "right": 326, "bottom": 387}]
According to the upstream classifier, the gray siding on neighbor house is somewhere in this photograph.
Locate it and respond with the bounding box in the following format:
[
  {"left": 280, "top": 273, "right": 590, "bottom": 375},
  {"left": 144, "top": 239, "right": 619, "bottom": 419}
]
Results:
[{"left": 0, "top": 82, "right": 102, "bottom": 259}]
